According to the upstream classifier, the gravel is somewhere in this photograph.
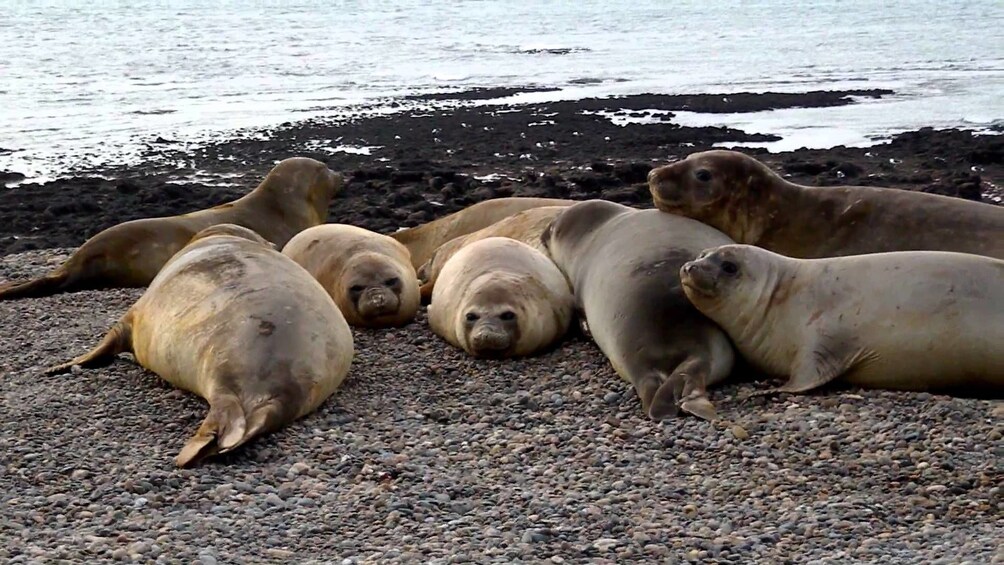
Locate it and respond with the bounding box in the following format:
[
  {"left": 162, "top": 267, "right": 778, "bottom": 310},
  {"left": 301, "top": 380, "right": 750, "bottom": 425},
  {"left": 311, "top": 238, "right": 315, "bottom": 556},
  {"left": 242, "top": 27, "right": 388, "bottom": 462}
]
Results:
[{"left": 2, "top": 249, "right": 1002, "bottom": 563}]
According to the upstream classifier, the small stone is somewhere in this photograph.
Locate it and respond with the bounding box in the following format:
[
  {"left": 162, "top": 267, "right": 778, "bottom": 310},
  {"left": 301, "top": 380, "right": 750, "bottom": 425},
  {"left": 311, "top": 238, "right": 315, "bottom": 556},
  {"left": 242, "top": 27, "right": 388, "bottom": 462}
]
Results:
[
  {"left": 603, "top": 392, "right": 620, "bottom": 404},
  {"left": 593, "top": 538, "right": 620, "bottom": 551},
  {"left": 730, "top": 425, "right": 749, "bottom": 440}
]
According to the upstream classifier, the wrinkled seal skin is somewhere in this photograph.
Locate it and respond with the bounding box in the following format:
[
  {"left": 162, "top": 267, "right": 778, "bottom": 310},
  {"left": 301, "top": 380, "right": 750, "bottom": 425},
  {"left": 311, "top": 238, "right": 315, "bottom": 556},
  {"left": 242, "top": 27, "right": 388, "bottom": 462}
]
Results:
[
  {"left": 45, "top": 224, "right": 355, "bottom": 468},
  {"left": 427, "top": 236, "right": 573, "bottom": 359},
  {"left": 680, "top": 244, "right": 1004, "bottom": 397},
  {"left": 0, "top": 157, "right": 344, "bottom": 300},
  {"left": 390, "top": 197, "right": 575, "bottom": 270},
  {"left": 282, "top": 223, "right": 420, "bottom": 328},
  {"left": 648, "top": 149, "right": 1004, "bottom": 260},
  {"left": 542, "top": 199, "right": 736, "bottom": 421},
  {"left": 417, "top": 205, "right": 570, "bottom": 301}
]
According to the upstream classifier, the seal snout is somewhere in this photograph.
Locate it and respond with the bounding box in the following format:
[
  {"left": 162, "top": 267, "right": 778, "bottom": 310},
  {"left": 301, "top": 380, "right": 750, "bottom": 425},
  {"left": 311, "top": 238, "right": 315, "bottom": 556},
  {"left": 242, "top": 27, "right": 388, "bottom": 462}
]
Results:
[
  {"left": 470, "top": 326, "right": 514, "bottom": 357},
  {"left": 356, "top": 285, "right": 401, "bottom": 318},
  {"left": 679, "top": 258, "right": 719, "bottom": 298}
]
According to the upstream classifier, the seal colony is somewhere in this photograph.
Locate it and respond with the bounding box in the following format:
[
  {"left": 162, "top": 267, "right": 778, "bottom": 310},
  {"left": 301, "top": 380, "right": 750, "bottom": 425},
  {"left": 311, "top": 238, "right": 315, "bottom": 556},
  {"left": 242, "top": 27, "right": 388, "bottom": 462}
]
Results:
[{"left": 5, "top": 146, "right": 1003, "bottom": 465}]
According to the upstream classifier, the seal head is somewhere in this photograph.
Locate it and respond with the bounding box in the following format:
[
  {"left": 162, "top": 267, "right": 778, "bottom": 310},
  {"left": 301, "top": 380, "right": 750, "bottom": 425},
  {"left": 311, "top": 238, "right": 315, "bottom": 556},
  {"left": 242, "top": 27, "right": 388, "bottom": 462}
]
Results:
[
  {"left": 458, "top": 278, "right": 523, "bottom": 358},
  {"left": 342, "top": 252, "right": 406, "bottom": 322}
]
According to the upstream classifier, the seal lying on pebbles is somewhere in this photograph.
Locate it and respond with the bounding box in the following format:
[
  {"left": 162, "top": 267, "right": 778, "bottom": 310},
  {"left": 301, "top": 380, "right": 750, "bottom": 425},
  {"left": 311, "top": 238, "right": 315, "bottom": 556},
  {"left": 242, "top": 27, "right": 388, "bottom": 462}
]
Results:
[
  {"left": 648, "top": 149, "right": 1004, "bottom": 260},
  {"left": 417, "top": 205, "right": 569, "bottom": 300},
  {"left": 542, "top": 199, "right": 736, "bottom": 421},
  {"left": 390, "top": 196, "right": 574, "bottom": 269},
  {"left": 680, "top": 244, "right": 1004, "bottom": 396},
  {"left": 282, "top": 224, "right": 420, "bottom": 328},
  {"left": 427, "top": 236, "right": 573, "bottom": 359},
  {"left": 45, "top": 224, "right": 354, "bottom": 467},
  {"left": 0, "top": 157, "right": 344, "bottom": 301}
]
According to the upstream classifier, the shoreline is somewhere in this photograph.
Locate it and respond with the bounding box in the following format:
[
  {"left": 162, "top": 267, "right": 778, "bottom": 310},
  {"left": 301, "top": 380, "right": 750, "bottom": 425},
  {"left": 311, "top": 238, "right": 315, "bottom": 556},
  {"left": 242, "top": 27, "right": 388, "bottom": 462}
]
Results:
[{"left": 1, "top": 87, "right": 1002, "bottom": 256}]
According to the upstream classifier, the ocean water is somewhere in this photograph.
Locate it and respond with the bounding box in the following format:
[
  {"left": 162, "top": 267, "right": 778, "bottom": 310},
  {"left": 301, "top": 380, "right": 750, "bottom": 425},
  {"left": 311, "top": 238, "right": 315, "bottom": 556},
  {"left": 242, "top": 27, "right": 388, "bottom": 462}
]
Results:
[{"left": 2, "top": 0, "right": 1002, "bottom": 182}]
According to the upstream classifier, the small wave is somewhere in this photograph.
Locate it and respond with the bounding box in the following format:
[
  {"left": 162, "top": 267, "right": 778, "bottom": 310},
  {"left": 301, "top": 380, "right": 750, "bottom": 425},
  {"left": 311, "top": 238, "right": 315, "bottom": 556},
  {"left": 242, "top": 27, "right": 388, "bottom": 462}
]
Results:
[{"left": 130, "top": 109, "right": 177, "bottom": 115}]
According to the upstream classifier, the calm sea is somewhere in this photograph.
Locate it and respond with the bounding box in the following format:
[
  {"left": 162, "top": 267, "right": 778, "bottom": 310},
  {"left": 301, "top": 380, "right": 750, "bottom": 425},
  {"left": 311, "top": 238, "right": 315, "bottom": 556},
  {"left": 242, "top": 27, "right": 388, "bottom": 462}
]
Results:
[{"left": 2, "top": 0, "right": 1002, "bottom": 182}]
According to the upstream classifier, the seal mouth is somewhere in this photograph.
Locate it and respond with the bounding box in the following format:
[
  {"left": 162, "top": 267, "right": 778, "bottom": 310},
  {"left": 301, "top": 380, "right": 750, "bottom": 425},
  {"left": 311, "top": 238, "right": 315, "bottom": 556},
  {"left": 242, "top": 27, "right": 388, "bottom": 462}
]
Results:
[
  {"left": 469, "top": 327, "right": 514, "bottom": 358},
  {"left": 357, "top": 288, "right": 401, "bottom": 319},
  {"left": 679, "top": 261, "right": 718, "bottom": 299}
]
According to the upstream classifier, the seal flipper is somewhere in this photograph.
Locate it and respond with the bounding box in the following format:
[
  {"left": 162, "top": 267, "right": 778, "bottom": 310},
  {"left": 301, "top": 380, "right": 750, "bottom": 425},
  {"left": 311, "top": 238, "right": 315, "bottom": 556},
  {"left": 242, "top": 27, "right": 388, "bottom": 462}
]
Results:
[
  {"left": 649, "top": 357, "right": 719, "bottom": 422},
  {"left": 44, "top": 316, "right": 134, "bottom": 375},
  {"left": 0, "top": 266, "right": 73, "bottom": 301},
  {"left": 175, "top": 395, "right": 247, "bottom": 468},
  {"left": 779, "top": 335, "right": 875, "bottom": 393}
]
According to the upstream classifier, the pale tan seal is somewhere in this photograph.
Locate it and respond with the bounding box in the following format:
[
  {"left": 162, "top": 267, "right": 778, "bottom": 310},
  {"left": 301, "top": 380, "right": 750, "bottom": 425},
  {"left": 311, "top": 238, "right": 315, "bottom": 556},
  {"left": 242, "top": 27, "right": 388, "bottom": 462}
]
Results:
[
  {"left": 0, "top": 157, "right": 344, "bottom": 300},
  {"left": 648, "top": 149, "right": 1004, "bottom": 260},
  {"left": 542, "top": 199, "right": 736, "bottom": 421},
  {"left": 680, "top": 244, "right": 1004, "bottom": 396},
  {"left": 428, "top": 236, "right": 573, "bottom": 358},
  {"left": 45, "top": 223, "right": 355, "bottom": 467},
  {"left": 390, "top": 197, "right": 575, "bottom": 269},
  {"left": 417, "top": 205, "right": 569, "bottom": 300},
  {"left": 282, "top": 223, "right": 420, "bottom": 328}
]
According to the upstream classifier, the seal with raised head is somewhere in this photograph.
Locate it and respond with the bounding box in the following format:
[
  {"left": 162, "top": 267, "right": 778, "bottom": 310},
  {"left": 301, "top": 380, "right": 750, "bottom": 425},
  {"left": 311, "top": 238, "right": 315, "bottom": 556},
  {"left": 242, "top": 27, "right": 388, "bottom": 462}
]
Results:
[
  {"left": 427, "top": 236, "right": 573, "bottom": 359},
  {"left": 390, "top": 197, "right": 575, "bottom": 270},
  {"left": 282, "top": 223, "right": 420, "bottom": 328},
  {"left": 542, "top": 199, "right": 737, "bottom": 421},
  {"left": 648, "top": 149, "right": 1004, "bottom": 260},
  {"left": 0, "top": 157, "right": 344, "bottom": 300},
  {"left": 680, "top": 244, "right": 1004, "bottom": 396},
  {"left": 417, "top": 205, "right": 569, "bottom": 300},
  {"left": 45, "top": 223, "right": 355, "bottom": 467}
]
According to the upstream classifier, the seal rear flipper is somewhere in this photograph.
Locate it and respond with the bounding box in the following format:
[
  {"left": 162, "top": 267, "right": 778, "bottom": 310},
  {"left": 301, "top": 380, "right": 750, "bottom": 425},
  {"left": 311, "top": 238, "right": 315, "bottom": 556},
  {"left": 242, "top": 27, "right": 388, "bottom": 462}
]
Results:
[
  {"left": 0, "top": 267, "right": 72, "bottom": 301},
  {"left": 649, "top": 357, "right": 718, "bottom": 422},
  {"left": 43, "top": 317, "right": 134, "bottom": 375},
  {"left": 175, "top": 395, "right": 247, "bottom": 468},
  {"left": 238, "top": 399, "right": 289, "bottom": 449}
]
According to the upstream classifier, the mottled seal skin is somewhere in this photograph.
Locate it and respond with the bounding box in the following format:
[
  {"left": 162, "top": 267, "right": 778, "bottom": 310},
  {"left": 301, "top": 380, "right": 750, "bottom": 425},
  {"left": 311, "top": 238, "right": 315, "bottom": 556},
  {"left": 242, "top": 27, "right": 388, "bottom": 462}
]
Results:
[
  {"left": 282, "top": 223, "right": 420, "bottom": 328},
  {"left": 390, "top": 197, "right": 575, "bottom": 269},
  {"left": 648, "top": 149, "right": 1004, "bottom": 260},
  {"left": 542, "top": 199, "right": 736, "bottom": 421},
  {"left": 427, "top": 237, "right": 573, "bottom": 359},
  {"left": 45, "top": 224, "right": 355, "bottom": 468},
  {"left": 680, "top": 244, "right": 1004, "bottom": 397},
  {"left": 0, "top": 157, "right": 344, "bottom": 300},
  {"left": 417, "top": 205, "right": 569, "bottom": 300}
]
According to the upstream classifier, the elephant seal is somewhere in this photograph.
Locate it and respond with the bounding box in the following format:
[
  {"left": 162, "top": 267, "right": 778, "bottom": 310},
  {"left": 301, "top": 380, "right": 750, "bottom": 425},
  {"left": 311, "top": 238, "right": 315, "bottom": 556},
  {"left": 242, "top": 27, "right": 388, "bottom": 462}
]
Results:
[
  {"left": 428, "top": 236, "right": 573, "bottom": 359},
  {"left": 648, "top": 150, "right": 1004, "bottom": 260},
  {"left": 282, "top": 224, "right": 420, "bottom": 328},
  {"left": 45, "top": 223, "right": 355, "bottom": 467},
  {"left": 542, "top": 199, "right": 736, "bottom": 421},
  {"left": 680, "top": 244, "right": 1004, "bottom": 395},
  {"left": 390, "top": 197, "right": 574, "bottom": 269},
  {"left": 0, "top": 157, "right": 344, "bottom": 301},
  {"left": 417, "top": 205, "right": 569, "bottom": 300}
]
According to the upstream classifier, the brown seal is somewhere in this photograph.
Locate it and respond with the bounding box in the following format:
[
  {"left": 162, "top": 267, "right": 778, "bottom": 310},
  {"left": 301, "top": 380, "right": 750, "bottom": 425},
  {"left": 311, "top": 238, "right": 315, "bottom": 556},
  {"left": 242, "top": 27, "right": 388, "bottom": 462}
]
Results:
[
  {"left": 648, "top": 149, "right": 1004, "bottom": 260},
  {"left": 542, "top": 199, "right": 736, "bottom": 421},
  {"left": 282, "top": 224, "right": 420, "bottom": 328},
  {"left": 45, "top": 223, "right": 355, "bottom": 467},
  {"left": 389, "top": 197, "right": 574, "bottom": 269},
  {"left": 680, "top": 244, "right": 1004, "bottom": 396},
  {"left": 0, "top": 157, "right": 344, "bottom": 300},
  {"left": 427, "top": 236, "right": 573, "bottom": 359},
  {"left": 417, "top": 205, "right": 569, "bottom": 300}
]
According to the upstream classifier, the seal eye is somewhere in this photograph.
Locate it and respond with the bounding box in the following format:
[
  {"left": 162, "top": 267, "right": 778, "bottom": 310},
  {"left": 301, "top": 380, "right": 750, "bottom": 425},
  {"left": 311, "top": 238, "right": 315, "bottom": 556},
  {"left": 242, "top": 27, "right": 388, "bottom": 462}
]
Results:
[
  {"left": 721, "top": 260, "right": 739, "bottom": 276},
  {"left": 499, "top": 311, "right": 516, "bottom": 321},
  {"left": 349, "top": 284, "right": 365, "bottom": 293},
  {"left": 695, "top": 169, "right": 712, "bottom": 183},
  {"left": 384, "top": 277, "right": 400, "bottom": 287},
  {"left": 465, "top": 312, "right": 480, "bottom": 322}
]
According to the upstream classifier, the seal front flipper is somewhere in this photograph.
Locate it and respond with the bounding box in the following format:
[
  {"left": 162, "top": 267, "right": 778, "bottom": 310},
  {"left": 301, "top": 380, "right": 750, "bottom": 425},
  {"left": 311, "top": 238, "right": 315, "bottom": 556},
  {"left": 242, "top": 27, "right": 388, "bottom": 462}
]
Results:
[
  {"left": 0, "top": 266, "right": 73, "bottom": 301},
  {"left": 43, "top": 316, "right": 134, "bottom": 375},
  {"left": 778, "top": 335, "right": 876, "bottom": 394},
  {"left": 175, "top": 394, "right": 247, "bottom": 468}
]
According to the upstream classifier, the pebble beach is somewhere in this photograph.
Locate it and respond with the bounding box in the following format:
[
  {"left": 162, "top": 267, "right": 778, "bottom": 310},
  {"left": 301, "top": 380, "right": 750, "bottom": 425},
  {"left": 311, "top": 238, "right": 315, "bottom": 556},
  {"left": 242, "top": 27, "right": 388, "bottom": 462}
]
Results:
[{"left": 1, "top": 88, "right": 1003, "bottom": 562}]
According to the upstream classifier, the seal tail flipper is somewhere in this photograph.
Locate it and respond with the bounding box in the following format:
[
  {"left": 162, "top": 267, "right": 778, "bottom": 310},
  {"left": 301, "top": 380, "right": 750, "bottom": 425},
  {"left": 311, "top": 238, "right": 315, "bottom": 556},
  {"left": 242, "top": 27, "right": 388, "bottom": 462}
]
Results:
[
  {"left": 648, "top": 357, "right": 719, "bottom": 422},
  {"left": 43, "top": 316, "right": 134, "bottom": 375},
  {"left": 175, "top": 395, "right": 247, "bottom": 468},
  {"left": 234, "top": 399, "right": 288, "bottom": 451},
  {"left": 0, "top": 266, "right": 73, "bottom": 301}
]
